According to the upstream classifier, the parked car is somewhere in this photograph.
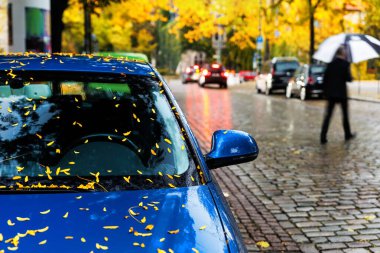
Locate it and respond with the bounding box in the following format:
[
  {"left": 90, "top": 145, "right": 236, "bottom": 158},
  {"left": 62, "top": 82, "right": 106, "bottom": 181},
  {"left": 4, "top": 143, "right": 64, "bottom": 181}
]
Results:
[
  {"left": 255, "top": 57, "right": 299, "bottom": 95},
  {"left": 95, "top": 51, "right": 149, "bottom": 62},
  {"left": 0, "top": 54, "right": 259, "bottom": 253},
  {"left": 238, "top": 70, "right": 256, "bottom": 82},
  {"left": 286, "top": 64, "right": 326, "bottom": 100},
  {"left": 198, "top": 64, "right": 228, "bottom": 88},
  {"left": 181, "top": 64, "right": 201, "bottom": 84}
]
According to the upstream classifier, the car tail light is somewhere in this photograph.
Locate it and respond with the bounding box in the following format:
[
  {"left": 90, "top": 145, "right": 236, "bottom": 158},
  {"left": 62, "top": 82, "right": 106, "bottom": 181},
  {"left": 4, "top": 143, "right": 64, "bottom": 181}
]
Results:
[
  {"left": 271, "top": 68, "right": 275, "bottom": 76},
  {"left": 194, "top": 65, "right": 199, "bottom": 69},
  {"left": 222, "top": 71, "right": 229, "bottom": 78},
  {"left": 308, "top": 76, "right": 315, "bottom": 85},
  {"left": 185, "top": 67, "right": 191, "bottom": 74}
]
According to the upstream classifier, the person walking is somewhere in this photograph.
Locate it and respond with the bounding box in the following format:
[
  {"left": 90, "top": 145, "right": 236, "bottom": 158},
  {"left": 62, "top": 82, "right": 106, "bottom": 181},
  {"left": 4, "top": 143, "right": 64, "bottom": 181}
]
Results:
[{"left": 320, "top": 46, "right": 355, "bottom": 144}]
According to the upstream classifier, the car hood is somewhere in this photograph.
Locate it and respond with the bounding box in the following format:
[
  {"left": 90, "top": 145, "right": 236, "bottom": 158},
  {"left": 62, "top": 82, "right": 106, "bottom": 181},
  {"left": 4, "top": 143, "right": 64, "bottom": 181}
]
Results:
[{"left": 0, "top": 185, "right": 229, "bottom": 252}]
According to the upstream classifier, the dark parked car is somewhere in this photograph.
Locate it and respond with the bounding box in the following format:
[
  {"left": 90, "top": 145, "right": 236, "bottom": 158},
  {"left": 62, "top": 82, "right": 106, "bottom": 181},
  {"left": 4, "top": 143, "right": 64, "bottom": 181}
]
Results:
[
  {"left": 181, "top": 64, "right": 201, "bottom": 84},
  {"left": 286, "top": 64, "right": 326, "bottom": 100},
  {"left": 0, "top": 54, "right": 259, "bottom": 253},
  {"left": 256, "top": 57, "right": 299, "bottom": 95},
  {"left": 198, "top": 64, "right": 228, "bottom": 88}
]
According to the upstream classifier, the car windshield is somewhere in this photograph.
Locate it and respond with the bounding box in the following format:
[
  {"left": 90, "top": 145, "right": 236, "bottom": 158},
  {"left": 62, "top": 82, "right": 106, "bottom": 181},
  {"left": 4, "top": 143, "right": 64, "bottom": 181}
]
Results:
[
  {"left": 0, "top": 72, "right": 200, "bottom": 192},
  {"left": 275, "top": 61, "right": 299, "bottom": 73},
  {"left": 311, "top": 65, "right": 326, "bottom": 75}
]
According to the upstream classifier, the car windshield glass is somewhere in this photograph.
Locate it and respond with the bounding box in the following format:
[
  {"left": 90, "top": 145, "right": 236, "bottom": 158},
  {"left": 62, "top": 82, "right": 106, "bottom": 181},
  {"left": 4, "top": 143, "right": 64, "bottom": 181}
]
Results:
[
  {"left": 0, "top": 73, "right": 200, "bottom": 192},
  {"left": 311, "top": 66, "right": 326, "bottom": 75},
  {"left": 275, "top": 61, "right": 299, "bottom": 73}
]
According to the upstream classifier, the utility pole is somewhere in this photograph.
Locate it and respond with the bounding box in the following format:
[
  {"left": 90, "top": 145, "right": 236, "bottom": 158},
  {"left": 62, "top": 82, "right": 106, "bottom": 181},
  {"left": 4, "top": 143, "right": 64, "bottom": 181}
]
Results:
[
  {"left": 256, "top": 0, "right": 263, "bottom": 73},
  {"left": 83, "top": 0, "right": 92, "bottom": 54},
  {"left": 216, "top": 25, "right": 222, "bottom": 64}
]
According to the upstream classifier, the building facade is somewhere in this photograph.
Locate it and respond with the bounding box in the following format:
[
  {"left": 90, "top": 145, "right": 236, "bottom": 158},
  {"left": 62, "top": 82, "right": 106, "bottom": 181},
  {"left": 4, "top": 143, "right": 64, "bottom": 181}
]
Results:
[{"left": 0, "top": 0, "right": 50, "bottom": 53}]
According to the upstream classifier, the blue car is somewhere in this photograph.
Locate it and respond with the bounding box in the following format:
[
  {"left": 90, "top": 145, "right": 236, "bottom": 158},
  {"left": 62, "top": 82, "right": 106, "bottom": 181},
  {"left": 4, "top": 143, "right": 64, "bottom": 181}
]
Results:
[{"left": 0, "top": 54, "right": 259, "bottom": 253}]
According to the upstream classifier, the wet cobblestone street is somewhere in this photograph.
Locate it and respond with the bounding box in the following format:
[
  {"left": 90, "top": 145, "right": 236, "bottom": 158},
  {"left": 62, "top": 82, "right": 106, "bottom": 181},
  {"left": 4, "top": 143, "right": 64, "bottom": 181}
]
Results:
[{"left": 168, "top": 80, "right": 380, "bottom": 253}]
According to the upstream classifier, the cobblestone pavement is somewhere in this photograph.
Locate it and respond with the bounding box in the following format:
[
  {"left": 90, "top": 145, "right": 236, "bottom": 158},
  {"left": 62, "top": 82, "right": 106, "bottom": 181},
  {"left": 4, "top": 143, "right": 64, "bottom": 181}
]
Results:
[{"left": 168, "top": 80, "right": 380, "bottom": 253}]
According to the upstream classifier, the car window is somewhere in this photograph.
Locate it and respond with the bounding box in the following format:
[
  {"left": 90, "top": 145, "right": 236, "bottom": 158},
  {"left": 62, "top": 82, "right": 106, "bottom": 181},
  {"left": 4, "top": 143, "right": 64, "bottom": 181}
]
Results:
[
  {"left": 0, "top": 74, "right": 200, "bottom": 192},
  {"left": 311, "top": 65, "right": 326, "bottom": 75},
  {"left": 275, "top": 61, "right": 299, "bottom": 73}
]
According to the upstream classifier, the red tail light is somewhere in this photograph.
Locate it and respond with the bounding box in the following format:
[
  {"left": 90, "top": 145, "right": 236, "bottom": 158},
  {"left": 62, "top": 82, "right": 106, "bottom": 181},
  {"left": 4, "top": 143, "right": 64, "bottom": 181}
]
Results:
[
  {"left": 308, "top": 76, "right": 315, "bottom": 85},
  {"left": 222, "top": 71, "right": 229, "bottom": 78},
  {"left": 271, "top": 68, "right": 275, "bottom": 76}
]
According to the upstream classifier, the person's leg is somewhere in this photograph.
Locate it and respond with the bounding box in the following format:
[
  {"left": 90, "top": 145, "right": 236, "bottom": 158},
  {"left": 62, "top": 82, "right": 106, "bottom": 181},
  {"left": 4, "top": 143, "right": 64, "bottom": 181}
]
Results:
[
  {"left": 320, "top": 99, "right": 335, "bottom": 143},
  {"left": 341, "top": 99, "right": 353, "bottom": 139}
]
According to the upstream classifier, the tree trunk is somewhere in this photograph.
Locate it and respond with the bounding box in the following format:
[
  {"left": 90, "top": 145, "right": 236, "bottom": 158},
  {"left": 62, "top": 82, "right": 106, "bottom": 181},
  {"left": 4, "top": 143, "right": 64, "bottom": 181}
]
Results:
[
  {"left": 83, "top": 0, "right": 92, "bottom": 53},
  {"left": 51, "top": 0, "right": 69, "bottom": 53},
  {"left": 308, "top": 0, "right": 315, "bottom": 64}
]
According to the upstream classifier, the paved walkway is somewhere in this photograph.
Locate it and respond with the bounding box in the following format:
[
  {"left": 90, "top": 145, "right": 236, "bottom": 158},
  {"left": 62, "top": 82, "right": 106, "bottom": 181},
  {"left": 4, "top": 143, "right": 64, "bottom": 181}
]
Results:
[{"left": 169, "top": 80, "right": 380, "bottom": 252}]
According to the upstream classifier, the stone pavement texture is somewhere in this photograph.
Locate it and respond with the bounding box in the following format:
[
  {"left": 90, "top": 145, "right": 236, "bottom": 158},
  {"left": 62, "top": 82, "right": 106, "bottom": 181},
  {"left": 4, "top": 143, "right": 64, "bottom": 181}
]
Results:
[{"left": 168, "top": 80, "right": 380, "bottom": 253}]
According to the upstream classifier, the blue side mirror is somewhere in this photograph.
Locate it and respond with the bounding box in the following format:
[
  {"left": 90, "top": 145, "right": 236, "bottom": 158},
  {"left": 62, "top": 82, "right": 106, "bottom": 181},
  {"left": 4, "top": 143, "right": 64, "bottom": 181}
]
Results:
[{"left": 205, "top": 130, "right": 259, "bottom": 169}]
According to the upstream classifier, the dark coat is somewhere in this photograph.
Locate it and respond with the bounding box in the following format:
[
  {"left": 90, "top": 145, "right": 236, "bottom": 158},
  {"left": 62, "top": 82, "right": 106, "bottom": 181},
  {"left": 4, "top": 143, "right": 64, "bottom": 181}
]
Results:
[{"left": 323, "top": 58, "right": 353, "bottom": 99}]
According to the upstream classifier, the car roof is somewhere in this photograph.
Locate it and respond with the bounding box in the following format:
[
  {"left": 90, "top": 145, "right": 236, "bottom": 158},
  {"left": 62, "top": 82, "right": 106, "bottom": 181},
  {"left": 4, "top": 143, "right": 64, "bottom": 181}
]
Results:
[{"left": 0, "top": 53, "right": 154, "bottom": 77}]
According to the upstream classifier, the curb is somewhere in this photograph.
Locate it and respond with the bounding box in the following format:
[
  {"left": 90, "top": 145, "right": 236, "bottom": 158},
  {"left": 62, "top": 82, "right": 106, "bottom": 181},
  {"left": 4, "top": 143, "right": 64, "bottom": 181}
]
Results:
[{"left": 349, "top": 96, "right": 380, "bottom": 103}]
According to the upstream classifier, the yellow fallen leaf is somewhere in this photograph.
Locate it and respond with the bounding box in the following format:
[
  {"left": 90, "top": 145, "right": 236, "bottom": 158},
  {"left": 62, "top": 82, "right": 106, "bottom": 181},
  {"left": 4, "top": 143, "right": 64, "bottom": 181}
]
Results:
[
  {"left": 39, "top": 240, "right": 47, "bottom": 245},
  {"left": 47, "top": 141, "right": 55, "bottom": 146},
  {"left": 81, "top": 237, "right": 86, "bottom": 243},
  {"left": 157, "top": 249, "right": 166, "bottom": 253},
  {"left": 145, "top": 224, "right": 154, "bottom": 231},
  {"left": 151, "top": 149, "right": 157, "bottom": 156},
  {"left": 37, "top": 226, "right": 49, "bottom": 233},
  {"left": 168, "top": 229, "right": 179, "bottom": 234},
  {"left": 199, "top": 225, "right": 206, "bottom": 230},
  {"left": 159, "top": 238, "right": 165, "bottom": 242},
  {"left": 40, "top": 209, "right": 51, "bottom": 215},
  {"left": 164, "top": 139, "right": 172, "bottom": 144},
  {"left": 16, "top": 217, "right": 30, "bottom": 222},
  {"left": 63, "top": 212, "right": 69, "bottom": 218},
  {"left": 140, "top": 217, "right": 146, "bottom": 223},
  {"left": 123, "top": 176, "right": 131, "bottom": 183},
  {"left": 103, "top": 226, "right": 119, "bottom": 230},
  {"left": 364, "top": 215, "right": 376, "bottom": 221},
  {"left": 256, "top": 241, "right": 270, "bottom": 248},
  {"left": 65, "top": 236, "right": 73, "bottom": 239},
  {"left": 96, "top": 243, "right": 108, "bottom": 250}
]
